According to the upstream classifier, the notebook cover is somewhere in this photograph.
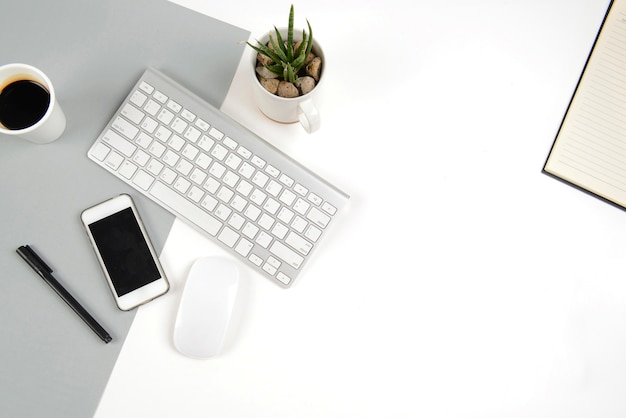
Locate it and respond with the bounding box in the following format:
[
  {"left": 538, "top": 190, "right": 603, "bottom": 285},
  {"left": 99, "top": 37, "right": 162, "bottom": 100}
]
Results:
[{"left": 542, "top": 0, "right": 623, "bottom": 210}]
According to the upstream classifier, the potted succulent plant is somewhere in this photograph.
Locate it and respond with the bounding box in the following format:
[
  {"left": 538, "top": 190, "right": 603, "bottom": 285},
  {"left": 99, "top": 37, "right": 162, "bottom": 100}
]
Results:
[{"left": 246, "top": 5, "right": 324, "bottom": 132}]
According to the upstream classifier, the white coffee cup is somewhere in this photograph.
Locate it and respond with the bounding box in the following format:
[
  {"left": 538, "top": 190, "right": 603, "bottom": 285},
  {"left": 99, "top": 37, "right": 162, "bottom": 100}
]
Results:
[
  {"left": 0, "top": 63, "right": 66, "bottom": 144},
  {"left": 249, "top": 29, "right": 324, "bottom": 133}
]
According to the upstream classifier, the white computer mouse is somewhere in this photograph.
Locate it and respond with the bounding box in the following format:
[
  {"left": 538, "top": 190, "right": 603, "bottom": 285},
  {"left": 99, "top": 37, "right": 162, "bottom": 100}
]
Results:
[{"left": 174, "top": 257, "right": 239, "bottom": 358}]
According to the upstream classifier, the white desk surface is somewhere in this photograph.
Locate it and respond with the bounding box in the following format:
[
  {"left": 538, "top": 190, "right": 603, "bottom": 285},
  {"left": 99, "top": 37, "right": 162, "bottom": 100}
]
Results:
[{"left": 96, "top": 0, "right": 626, "bottom": 417}]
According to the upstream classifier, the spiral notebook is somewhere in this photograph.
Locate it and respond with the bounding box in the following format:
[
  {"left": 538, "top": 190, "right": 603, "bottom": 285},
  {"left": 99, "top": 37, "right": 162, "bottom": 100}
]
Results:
[{"left": 543, "top": 0, "right": 626, "bottom": 210}]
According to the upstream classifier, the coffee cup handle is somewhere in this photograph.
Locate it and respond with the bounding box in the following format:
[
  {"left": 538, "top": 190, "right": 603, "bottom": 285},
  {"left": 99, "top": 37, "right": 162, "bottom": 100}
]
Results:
[{"left": 297, "top": 99, "right": 320, "bottom": 133}]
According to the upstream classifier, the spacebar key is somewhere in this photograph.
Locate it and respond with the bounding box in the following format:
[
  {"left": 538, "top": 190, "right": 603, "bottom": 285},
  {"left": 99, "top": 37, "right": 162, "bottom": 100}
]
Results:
[{"left": 150, "top": 181, "right": 222, "bottom": 236}]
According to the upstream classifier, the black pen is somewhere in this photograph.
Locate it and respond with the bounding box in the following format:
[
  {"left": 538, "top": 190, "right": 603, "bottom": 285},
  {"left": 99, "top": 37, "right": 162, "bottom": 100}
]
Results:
[{"left": 16, "top": 245, "right": 112, "bottom": 344}]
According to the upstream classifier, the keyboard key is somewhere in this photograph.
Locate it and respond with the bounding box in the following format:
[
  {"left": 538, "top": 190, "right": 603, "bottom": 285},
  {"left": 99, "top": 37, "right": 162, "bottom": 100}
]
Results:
[
  {"left": 236, "top": 180, "right": 253, "bottom": 197},
  {"left": 182, "top": 144, "right": 199, "bottom": 161},
  {"left": 121, "top": 103, "right": 144, "bottom": 124},
  {"left": 209, "top": 127, "right": 224, "bottom": 140},
  {"left": 175, "top": 159, "right": 193, "bottom": 176},
  {"left": 168, "top": 135, "right": 185, "bottom": 151},
  {"left": 228, "top": 213, "right": 246, "bottom": 230},
  {"left": 237, "top": 146, "right": 251, "bottom": 159},
  {"left": 190, "top": 168, "right": 207, "bottom": 185},
  {"left": 256, "top": 231, "right": 272, "bottom": 248},
  {"left": 279, "top": 174, "right": 294, "bottom": 187},
  {"left": 262, "top": 262, "right": 277, "bottom": 276},
  {"left": 242, "top": 222, "right": 259, "bottom": 239},
  {"left": 105, "top": 152, "right": 124, "bottom": 170},
  {"left": 285, "top": 232, "right": 313, "bottom": 255},
  {"left": 198, "top": 135, "right": 215, "bottom": 152},
  {"left": 265, "top": 164, "right": 280, "bottom": 178},
  {"left": 222, "top": 171, "right": 239, "bottom": 188},
  {"left": 144, "top": 99, "right": 161, "bottom": 116},
  {"left": 184, "top": 126, "right": 201, "bottom": 142},
  {"left": 216, "top": 186, "right": 234, "bottom": 203},
  {"left": 154, "top": 126, "right": 171, "bottom": 142},
  {"left": 196, "top": 153, "right": 212, "bottom": 170},
  {"left": 279, "top": 189, "right": 297, "bottom": 206},
  {"left": 130, "top": 90, "right": 147, "bottom": 107},
  {"left": 270, "top": 241, "right": 304, "bottom": 269},
  {"left": 174, "top": 177, "right": 191, "bottom": 194},
  {"left": 307, "top": 207, "right": 330, "bottom": 228},
  {"left": 244, "top": 205, "right": 261, "bottom": 221},
  {"left": 181, "top": 109, "right": 196, "bottom": 122},
  {"left": 133, "top": 170, "right": 155, "bottom": 190},
  {"left": 211, "top": 144, "right": 228, "bottom": 161},
  {"left": 251, "top": 155, "right": 265, "bottom": 168},
  {"left": 157, "top": 108, "right": 175, "bottom": 125},
  {"left": 263, "top": 198, "right": 280, "bottom": 215},
  {"left": 321, "top": 202, "right": 337, "bottom": 216},
  {"left": 293, "top": 198, "right": 310, "bottom": 215},
  {"left": 149, "top": 141, "right": 166, "bottom": 158},
  {"left": 230, "top": 195, "right": 248, "bottom": 212},
  {"left": 201, "top": 195, "right": 218, "bottom": 211},
  {"left": 258, "top": 213, "right": 275, "bottom": 230},
  {"left": 209, "top": 162, "right": 226, "bottom": 178},
  {"left": 291, "top": 216, "right": 307, "bottom": 233},
  {"left": 238, "top": 162, "right": 255, "bottom": 179},
  {"left": 139, "top": 81, "right": 154, "bottom": 94},
  {"left": 204, "top": 177, "right": 220, "bottom": 194},
  {"left": 132, "top": 149, "right": 150, "bottom": 166},
  {"left": 307, "top": 193, "right": 322, "bottom": 206},
  {"left": 266, "top": 180, "right": 282, "bottom": 197},
  {"left": 277, "top": 207, "right": 294, "bottom": 224},
  {"left": 249, "top": 253, "right": 263, "bottom": 267},
  {"left": 119, "top": 161, "right": 138, "bottom": 179},
  {"left": 252, "top": 171, "right": 269, "bottom": 188},
  {"left": 90, "top": 142, "right": 110, "bottom": 161},
  {"left": 112, "top": 117, "right": 139, "bottom": 140},
  {"left": 136, "top": 132, "right": 153, "bottom": 148},
  {"left": 235, "top": 238, "right": 253, "bottom": 257},
  {"left": 151, "top": 181, "right": 222, "bottom": 236},
  {"left": 167, "top": 99, "right": 182, "bottom": 113},
  {"left": 141, "top": 117, "right": 158, "bottom": 133},
  {"left": 250, "top": 189, "right": 267, "bottom": 206},
  {"left": 225, "top": 153, "right": 242, "bottom": 170},
  {"left": 218, "top": 227, "right": 239, "bottom": 247},
  {"left": 215, "top": 204, "right": 232, "bottom": 221},
  {"left": 160, "top": 168, "right": 177, "bottom": 184},
  {"left": 276, "top": 272, "right": 291, "bottom": 285},
  {"left": 195, "top": 118, "right": 210, "bottom": 131},
  {"left": 304, "top": 225, "right": 322, "bottom": 242},
  {"left": 102, "top": 129, "right": 136, "bottom": 157},
  {"left": 153, "top": 90, "right": 168, "bottom": 103},
  {"left": 171, "top": 117, "right": 187, "bottom": 134},
  {"left": 163, "top": 150, "right": 180, "bottom": 167},
  {"left": 271, "top": 222, "right": 289, "bottom": 240},
  {"left": 146, "top": 159, "right": 164, "bottom": 176},
  {"left": 267, "top": 256, "right": 281, "bottom": 270},
  {"left": 294, "top": 183, "right": 308, "bottom": 196},
  {"left": 223, "top": 137, "right": 237, "bottom": 150},
  {"left": 188, "top": 186, "right": 204, "bottom": 203}
]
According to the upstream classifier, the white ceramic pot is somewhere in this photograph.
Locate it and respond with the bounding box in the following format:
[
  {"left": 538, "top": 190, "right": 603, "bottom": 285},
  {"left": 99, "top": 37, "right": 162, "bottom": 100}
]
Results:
[{"left": 249, "top": 28, "right": 324, "bottom": 133}]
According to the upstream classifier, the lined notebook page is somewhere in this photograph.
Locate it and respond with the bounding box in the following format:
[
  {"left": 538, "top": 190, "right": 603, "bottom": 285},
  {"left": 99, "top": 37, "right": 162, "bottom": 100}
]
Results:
[{"left": 544, "top": 0, "right": 626, "bottom": 208}]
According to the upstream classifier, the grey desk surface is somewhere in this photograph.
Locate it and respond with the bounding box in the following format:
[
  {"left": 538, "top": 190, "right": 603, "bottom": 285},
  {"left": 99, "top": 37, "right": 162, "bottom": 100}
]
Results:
[{"left": 0, "top": 1, "right": 248, "bottom": 416}]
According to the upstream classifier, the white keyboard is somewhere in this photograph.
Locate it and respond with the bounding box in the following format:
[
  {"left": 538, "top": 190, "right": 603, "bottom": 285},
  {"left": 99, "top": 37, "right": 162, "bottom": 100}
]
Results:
[{"left": 87, "top": 67, "right": 349, "bottom": 287}]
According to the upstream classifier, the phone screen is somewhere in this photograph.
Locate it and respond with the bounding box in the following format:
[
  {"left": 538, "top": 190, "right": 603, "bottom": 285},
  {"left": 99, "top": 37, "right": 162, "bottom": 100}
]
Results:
[{"left": 87, "top": 207, "right": 161, "bottom": 296}]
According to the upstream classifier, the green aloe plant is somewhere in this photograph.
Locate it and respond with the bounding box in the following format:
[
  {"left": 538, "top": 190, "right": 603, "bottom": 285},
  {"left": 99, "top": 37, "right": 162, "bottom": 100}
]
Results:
[{"left": 247, "top": 4, "right": 313, "bottom": 83}]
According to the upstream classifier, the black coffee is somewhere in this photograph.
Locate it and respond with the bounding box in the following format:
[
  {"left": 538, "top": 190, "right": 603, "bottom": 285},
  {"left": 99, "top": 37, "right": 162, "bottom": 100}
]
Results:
[{"left": 0, "top": 79, "right": 50, "bottom": 130}]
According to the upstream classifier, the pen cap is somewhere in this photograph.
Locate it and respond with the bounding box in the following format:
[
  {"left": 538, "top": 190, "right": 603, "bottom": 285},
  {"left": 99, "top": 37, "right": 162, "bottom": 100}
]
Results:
[{"left": 16, "top": 245, "right": 53, "bottom": 273}]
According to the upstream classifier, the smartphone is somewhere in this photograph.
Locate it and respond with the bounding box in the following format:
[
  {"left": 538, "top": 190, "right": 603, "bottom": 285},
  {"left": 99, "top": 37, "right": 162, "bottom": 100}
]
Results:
[{"left": 81, "top": 194, "right": 169, "bottom": 310}]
